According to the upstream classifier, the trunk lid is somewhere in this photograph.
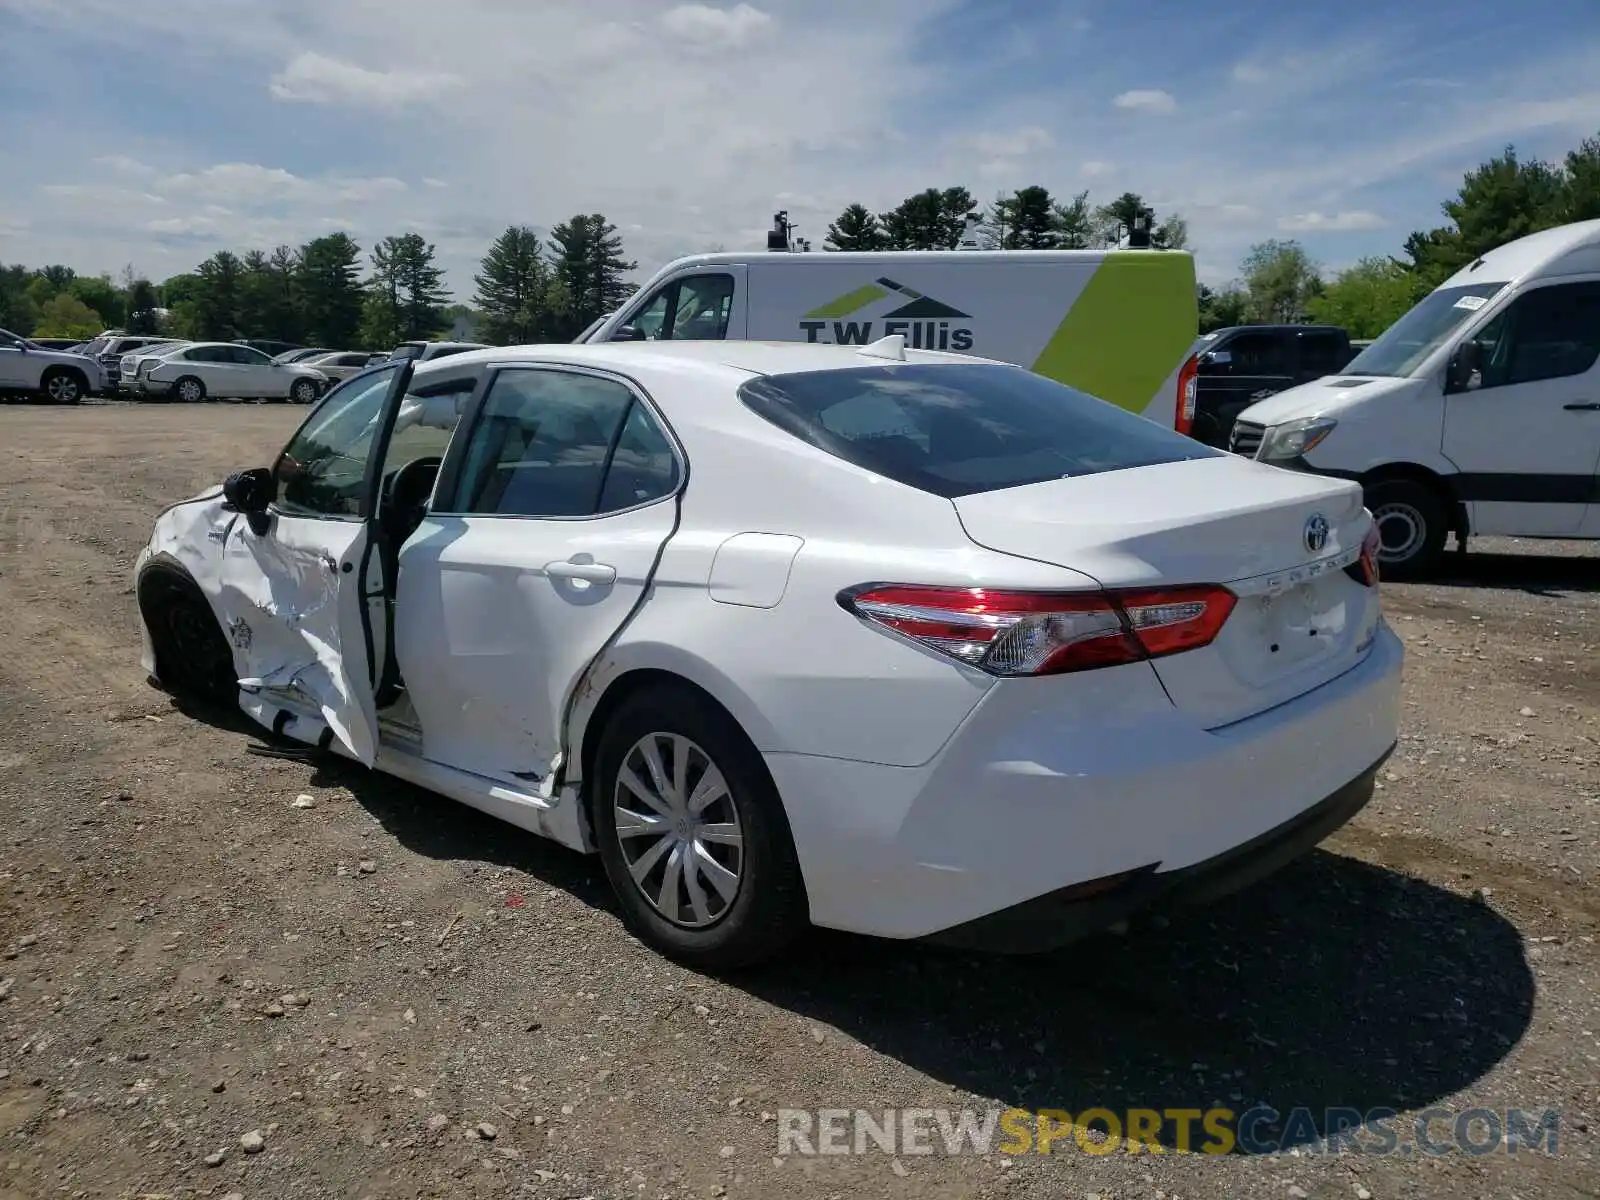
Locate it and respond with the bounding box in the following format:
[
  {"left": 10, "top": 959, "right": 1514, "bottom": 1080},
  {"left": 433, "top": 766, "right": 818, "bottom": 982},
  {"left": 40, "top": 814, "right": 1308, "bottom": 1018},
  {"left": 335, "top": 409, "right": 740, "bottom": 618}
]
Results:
[{"left": 952, "top": 455, "right": 1382, "bottom": 728}]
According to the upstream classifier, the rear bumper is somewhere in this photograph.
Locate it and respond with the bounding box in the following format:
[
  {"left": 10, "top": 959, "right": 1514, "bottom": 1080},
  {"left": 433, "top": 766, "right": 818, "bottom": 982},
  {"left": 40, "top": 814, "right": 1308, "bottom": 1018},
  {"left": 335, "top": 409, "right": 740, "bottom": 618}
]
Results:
[
  {"left": 924, "top": 747, "right": 1387, "bottom": 952},
  {"left": 128, "top": 378, "right": 171, "bottom": 398},
  {"left": 765, "top": 622, "right": 1404, "bottom": 942}
]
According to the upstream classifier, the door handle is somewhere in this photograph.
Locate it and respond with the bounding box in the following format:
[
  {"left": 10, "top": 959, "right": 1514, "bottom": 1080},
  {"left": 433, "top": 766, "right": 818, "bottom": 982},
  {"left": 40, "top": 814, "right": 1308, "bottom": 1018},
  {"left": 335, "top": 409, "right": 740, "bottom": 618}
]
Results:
[
  {"left": 545, "top": 559, "right": 617, "bottom": 584},
  {"left": 1564, "top": 402, "right": 1600, "bottom": 410}
]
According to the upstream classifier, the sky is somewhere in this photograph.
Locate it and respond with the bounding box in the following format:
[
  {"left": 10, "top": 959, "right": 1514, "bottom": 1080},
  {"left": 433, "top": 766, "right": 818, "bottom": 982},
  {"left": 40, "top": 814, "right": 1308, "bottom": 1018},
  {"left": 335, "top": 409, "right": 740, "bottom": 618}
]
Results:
[{"left": 3, "top": 0, "right": 1600, "bottom": 295}]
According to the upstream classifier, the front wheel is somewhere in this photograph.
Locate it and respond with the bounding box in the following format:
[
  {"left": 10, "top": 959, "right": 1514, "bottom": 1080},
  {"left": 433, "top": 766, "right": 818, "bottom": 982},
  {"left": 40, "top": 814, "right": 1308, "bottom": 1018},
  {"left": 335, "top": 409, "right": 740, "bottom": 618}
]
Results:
[
  {"left": 290, "top": 378, "right": 319, "bottom": 405},
  {"left": 137, "top": 564, "right": 237, "bottom": 707},
  {"left": 40, "top": 368, "right": 85, "bottom": 405},
  {"left": 1364, "top": 478, "right": 1448, "bottom": 580},
  {"left": 592, "top": 683, "right": 808, "bottom": 969}
]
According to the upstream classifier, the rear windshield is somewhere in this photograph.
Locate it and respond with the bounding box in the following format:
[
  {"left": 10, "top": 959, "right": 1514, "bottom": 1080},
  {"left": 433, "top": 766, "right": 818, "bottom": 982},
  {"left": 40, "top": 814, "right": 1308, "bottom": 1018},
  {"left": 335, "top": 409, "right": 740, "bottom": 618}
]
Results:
[{"left": 738, "top": 363, "right": 1218, "bottom": 498}]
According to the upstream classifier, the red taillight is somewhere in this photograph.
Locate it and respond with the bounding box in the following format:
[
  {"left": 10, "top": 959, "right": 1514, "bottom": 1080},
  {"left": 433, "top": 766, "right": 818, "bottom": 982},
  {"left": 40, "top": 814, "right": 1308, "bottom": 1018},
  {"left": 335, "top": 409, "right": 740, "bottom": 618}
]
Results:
[
  {"left": 839, "top": 583, "right": 1236, "bottom": 676},
  {"left": 1353, "top": 521, "right": 1380, "bottom": 587},
  {"left": 1175, "top": 353, "right": 1199, "bottom": 437}
]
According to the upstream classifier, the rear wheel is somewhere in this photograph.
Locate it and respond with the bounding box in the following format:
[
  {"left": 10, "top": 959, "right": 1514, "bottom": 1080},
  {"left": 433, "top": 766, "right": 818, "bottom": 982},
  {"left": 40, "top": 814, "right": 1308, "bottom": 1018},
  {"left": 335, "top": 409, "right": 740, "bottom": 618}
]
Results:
[
  {"left": 138, "top": 564, "right": 237, "bottom": 706},
  {"left": 173, "top": 376, "right": 206, "bottom": 404},
  {"left": 592, "top": 683, "right": 808, "bottom": 969},
  {"left": 1364, "top": 478, "right": 1447, "bottom": 580},
  {"left": 40, "top": 367, "right": 85, "bottom": 405}
]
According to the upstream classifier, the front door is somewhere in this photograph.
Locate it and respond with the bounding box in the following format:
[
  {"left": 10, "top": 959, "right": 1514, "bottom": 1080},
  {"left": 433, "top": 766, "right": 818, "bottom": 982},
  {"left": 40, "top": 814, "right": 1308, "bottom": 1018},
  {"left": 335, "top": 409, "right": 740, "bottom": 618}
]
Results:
[
  {"left": 215, "top": 360, "right": 415, "bottom": 762},
  {"left": 394, "top": 364, "right": 682, "bottom": 784},
  {"left": 0, "top": 330, "right": 29, "bottom": 387},
  {"left": 1443, "top": 278, "right": 1600, "bottom": 538},
  {"left": 610, "top": 268, "right": 746, "bottom": 342},
  {"left": 1196, "top": 329, "right": 1295, "bottom": 447}
]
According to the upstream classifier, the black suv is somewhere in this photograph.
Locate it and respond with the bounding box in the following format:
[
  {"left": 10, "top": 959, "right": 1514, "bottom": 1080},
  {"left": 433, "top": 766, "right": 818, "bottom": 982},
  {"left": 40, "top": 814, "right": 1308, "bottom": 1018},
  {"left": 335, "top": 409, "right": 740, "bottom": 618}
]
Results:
[{"left": 1190, "top": 325, "right": 1356, "bottom": 449}]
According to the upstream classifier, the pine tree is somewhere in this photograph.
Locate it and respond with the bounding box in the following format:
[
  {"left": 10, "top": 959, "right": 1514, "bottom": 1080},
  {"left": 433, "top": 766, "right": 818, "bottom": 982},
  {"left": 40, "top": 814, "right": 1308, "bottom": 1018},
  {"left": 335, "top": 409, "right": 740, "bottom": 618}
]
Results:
[
  {"left": 549, "top": 214, "right": 636, "bottom": 338},
  {"left": 297, "top": 234, "right": 364, "bottom": 348},
  {"left": 823, "top": 204, "right": 887, "bottom": 251},
  {"left": 125, "top": 279, "right": 161, "bottom": 335},
  {"left": 194, "top": 251, "right": 243, "bottom": 340},
  {"left": 474, "top": 225, "right": 554, "bottom": 343},
  {"left": 879, "top": 187, "right": 978, "bottom": 250}
]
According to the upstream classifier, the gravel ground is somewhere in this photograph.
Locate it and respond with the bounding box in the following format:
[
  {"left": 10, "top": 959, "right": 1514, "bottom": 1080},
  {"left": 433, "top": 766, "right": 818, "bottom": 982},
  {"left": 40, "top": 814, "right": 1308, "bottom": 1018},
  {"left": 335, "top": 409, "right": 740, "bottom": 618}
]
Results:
[{"left": 0, "top": 400, "right": 1596, "bottom": 1200}]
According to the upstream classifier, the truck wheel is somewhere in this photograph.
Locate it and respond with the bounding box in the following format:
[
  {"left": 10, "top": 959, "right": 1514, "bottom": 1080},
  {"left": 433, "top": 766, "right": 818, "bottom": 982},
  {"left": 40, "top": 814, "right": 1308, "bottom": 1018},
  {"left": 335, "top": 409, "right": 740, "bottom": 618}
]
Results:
[
  {"left": 1364, "top": 478, "right": 1447, "bottom": 580},
  {"left": 40, "top": 367, "right": 86, "bottom": 405}
]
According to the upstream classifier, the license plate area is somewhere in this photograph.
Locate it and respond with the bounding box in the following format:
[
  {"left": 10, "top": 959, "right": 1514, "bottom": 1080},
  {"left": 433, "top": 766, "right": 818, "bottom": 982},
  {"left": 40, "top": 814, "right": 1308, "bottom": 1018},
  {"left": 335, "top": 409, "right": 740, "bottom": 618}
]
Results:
[{"left": 1242, "top": 580, "right": 1347, "bottom": 673}]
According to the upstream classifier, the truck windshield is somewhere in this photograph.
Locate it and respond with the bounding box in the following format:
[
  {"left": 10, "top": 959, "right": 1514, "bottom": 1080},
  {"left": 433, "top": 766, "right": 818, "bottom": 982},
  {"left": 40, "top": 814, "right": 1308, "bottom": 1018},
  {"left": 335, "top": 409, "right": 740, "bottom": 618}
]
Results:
[{"left": 1341, "top": 281, "right": 1507, "bottom": 378}]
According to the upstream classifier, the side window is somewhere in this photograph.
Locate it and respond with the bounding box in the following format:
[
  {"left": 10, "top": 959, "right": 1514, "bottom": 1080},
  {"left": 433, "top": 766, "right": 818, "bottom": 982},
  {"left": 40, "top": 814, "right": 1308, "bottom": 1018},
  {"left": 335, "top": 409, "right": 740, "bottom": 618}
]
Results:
[
  {"left": 377, "top": 376, "right": 478, "bottom": 484},
  {"left": 452, "top": 370, "right": 634, "bottom": 517},
  {"left": 616, "top": 274, "right": 734, "bottom": 341},
  {"left": 668, "top": 274, "right": 734, "bottom": 340},
  {"left": 184, "top": 346, "right": 219, "bottom": 363},
  {"left": 597, "top": 401, "right": 680, "bottom": 511},
  {"left": 273, "top": 365, "right": 399, "bottom": 518},
  {"left": 1298, "top": 333, "right": 1346, "bottom": 377},
  {"left": 235, "top": 346, "right": 272, "bottom": 366},
  {"left": 1476, "top": 282, "right": 1600, "bottom": 389},
  {"left": 1224, "top": 332, "right": 1293, "bottom": 376}
]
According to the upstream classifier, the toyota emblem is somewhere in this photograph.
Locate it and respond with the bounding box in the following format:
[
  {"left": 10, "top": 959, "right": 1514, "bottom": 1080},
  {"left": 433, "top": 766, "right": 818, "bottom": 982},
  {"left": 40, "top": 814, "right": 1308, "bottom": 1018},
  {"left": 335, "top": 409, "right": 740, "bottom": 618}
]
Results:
[{"left": 1304, "top": 513, "right": 1330, "bottom": 554}]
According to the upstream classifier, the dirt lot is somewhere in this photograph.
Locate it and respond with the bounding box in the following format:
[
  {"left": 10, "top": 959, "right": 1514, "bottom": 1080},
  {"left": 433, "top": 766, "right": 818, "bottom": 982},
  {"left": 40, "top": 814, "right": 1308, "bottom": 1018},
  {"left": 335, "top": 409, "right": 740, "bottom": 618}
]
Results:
[{"left": 0, "top": 400, "right": 1597, "bottom": 1200}]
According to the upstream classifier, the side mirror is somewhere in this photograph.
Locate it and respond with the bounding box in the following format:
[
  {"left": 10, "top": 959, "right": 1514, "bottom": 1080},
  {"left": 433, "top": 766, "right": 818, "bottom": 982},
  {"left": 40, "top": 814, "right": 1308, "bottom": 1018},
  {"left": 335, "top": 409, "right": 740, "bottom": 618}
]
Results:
[
  {"left": 223, "top": 467, "right": 275, "bottom": 514},
  {"left": 1446, "top": 342, "right": 1482, "bottom": 393},
  {"left": 612, "top": 325, "right": 647, "bottom": 342}
]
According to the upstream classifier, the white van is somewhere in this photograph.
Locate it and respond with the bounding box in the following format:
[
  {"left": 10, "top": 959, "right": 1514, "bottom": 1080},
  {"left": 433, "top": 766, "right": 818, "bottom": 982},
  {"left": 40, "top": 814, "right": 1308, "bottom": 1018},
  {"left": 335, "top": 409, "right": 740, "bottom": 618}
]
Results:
[
  {"left": 1231, "top": 219, "right": 1600, "bottom": 577},
  {"left": 581, "top": 250, "right": 1201, "bottom": 429}
]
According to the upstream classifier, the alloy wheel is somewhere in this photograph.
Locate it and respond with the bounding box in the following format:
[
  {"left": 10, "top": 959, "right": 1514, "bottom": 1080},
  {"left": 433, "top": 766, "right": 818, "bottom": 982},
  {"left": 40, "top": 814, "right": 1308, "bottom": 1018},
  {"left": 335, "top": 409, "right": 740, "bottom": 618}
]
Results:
[
  {"left": 1373, "top": 501, "right": 1425, "bottom": 563},
  {"left": 46, "top": 374, "right": 81, "bottom": 403},
  {"left": 611, "top": 732, "right": 744, "bottom": 929}
]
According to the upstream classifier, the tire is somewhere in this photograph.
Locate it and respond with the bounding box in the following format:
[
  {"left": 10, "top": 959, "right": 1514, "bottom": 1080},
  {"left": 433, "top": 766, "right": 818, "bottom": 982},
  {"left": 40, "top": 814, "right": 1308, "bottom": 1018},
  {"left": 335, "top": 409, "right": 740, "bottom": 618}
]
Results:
[
  {"left": 40, "top": 367, "right": 85, "bottom": 405},
  {"left": 1364, "top": 478, "right": 1448, "bottom": 580},
  {"left": 592, "top": 683, "right": 808, "bottom": 969},
  {"left": 173, "top": 376, "right": 206, "bottom": 404},
  {"left": 137, "top": 564, "right": 238, "bottom": 707},
  {"left": 290, "top": 378, "right": 318, "bottom": 405}
]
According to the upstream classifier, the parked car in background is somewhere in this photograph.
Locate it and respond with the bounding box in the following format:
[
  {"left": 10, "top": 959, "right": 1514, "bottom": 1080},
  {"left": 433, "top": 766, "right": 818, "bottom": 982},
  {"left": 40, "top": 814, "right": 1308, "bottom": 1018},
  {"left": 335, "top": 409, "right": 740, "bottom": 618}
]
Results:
[
  {"left": 133, "top": 337, "right": 1398, "bottom": 967},
  {"left": 1188, "top": 325, "right": 1358, "bottom": 448},
  {"left": 79, "top": 333, "right": 173, "bottom": 393},
  {"left": 125, "top": 341, "right": 327, "bottom": 403},
  {"left": 388, "top": 339, "right": 488, "bottom": 363},
  {"left": 299, "top": 351, "right": 386, "bottom": 383},
  {"left": 273, "top": 347, "right": 333, "bottom": 364},
  {"left": 27, "top": 337, "right": 84, "bottom": 351},
  {"left": 0, "top": 327, "right": 104, "bottom": 403}
]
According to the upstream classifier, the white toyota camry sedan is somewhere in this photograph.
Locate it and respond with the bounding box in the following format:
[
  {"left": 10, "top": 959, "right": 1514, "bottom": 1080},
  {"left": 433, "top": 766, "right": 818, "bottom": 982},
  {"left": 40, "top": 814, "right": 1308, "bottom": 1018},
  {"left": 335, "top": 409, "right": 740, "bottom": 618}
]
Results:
[{"left": 133, "top": 337, "right": 1402, "bottom": 968}]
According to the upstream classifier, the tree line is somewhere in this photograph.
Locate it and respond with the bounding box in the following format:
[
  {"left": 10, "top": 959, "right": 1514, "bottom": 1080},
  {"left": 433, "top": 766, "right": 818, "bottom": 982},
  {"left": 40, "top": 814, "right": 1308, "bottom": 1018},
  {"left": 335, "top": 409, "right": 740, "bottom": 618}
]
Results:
[
  {"left": 821, "top": 186, "right": 1188, "bottom": 251},
  {"left": 7, "top": 134, "right": 1600, "bottom": 350},
  {"left": 1202, "top": 131, "right": 1600, "bottom": 336},
  {"left": 0, "top": 214, "right": 637, "bottom": 350}
]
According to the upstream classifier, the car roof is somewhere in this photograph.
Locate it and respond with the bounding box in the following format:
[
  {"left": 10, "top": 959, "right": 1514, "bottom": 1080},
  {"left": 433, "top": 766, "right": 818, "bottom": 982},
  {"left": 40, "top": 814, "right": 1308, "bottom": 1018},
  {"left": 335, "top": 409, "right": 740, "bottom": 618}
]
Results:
[{"left": 408, "top": 338, "right": 1004, "bottom": 386}]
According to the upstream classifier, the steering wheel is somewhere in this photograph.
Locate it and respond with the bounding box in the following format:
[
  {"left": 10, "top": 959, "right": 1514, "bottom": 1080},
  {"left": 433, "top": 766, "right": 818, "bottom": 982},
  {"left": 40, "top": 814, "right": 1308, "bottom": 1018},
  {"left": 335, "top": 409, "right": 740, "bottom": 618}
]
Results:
[{"left": 382, "top": 456, "right": 443, "bottom": 543}]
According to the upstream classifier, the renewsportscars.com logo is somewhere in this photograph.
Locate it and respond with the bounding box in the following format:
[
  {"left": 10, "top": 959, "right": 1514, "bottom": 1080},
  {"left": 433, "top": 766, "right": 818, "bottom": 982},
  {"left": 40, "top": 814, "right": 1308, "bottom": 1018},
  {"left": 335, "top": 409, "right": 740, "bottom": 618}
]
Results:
[{"left": 799, "top": 278, "right": 975, "bottom": 352}]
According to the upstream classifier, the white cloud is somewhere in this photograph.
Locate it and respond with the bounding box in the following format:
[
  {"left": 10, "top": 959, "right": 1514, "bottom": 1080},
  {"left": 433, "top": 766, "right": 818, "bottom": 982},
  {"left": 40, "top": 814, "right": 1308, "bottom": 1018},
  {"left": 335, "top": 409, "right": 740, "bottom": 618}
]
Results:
[
  {"left": 269, "top": 52, "right": 465, "bottom": 107},
  {"left": 1230, "top": 61, "right": 1271, "bottom": 84},
  {"left": 93, "top": 154, "right": 156, "bottom": 176},
  {"left": 1080, "top": 159, "right": 1113, "bottom": 177},
  {"left": 1113, "top": 88, "right": 1177, "bottom": 114},
  {"left": 154, "top": 163, "right": 407, "bottom": 208},
  {"left": 659, "top": 3, "right": 775, "bottom": 50},
  {"left": 1278, "top": 210, "right": 1388, "bottom": 232},
  {"left": 965, "top": 127, "right": 1053, "bottom": 158},
  {"left": 0, "top": 215, "right": 28, "bottom": 238},
  {"left": 423, "top": 177, "right": 449, "bottom": 189}
]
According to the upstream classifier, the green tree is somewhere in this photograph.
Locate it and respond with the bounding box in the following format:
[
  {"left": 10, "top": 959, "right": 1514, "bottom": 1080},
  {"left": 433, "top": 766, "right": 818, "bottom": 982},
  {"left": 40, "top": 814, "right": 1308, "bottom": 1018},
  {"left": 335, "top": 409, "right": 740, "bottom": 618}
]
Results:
[
  {"left": 125, "top": 279, "right": 161, "bottom": 335},
  {"left": 0, "top": 265, "right": 39, "bottom": 334},
  {"left": 298, "top": 234, "right": 365, "bottom": 348},
  {"left": 33, "top": 292, "right": 103, "bottom": 339},
  {"left": 367, "top": 233, "right": 449, "bottom": 342},
  {"left": 549, "top": 214, "right": 637, "bottom": 338},
  {"left": 474, "top": 225, "right": 559, "bottom": 343},
  {"left": 1197, "top": 283, "right": 1250, "bottom": 333},
  {"left": 193, "top": 251, "right": 244, "bottom": 340},
  {"left": 237, "top": 250, "right": 274, "bottom": 338},
  {"left": 1405, "top": 146, "right": 1569, "bottom": 287},
  {"left": 824, "top": 203, "right": 888, "bottom": 251},
  {"left": 1564, "top": 135, "right": 1600, "bottom": 221},
  {"left": 1305, "top": 257, "right": 1421, "bottom": 338},
  {"left": 1154, "top": 214, "right": 1189, "bottom": 251},
  {"left": 1238, "top": 240, "right": 1323, "bottom": 323},
  {"left": 1054, "top": 190, "right": 1094, "bottom": 249},
  {"left": 68, "top": 274, "right": 123, "bottom": 329},
  {"left": 986, "top": 186, "right": 1061, "bottom": 249},
  {"left": 880, "top": 187, "right": 978, "bottom": 250}
]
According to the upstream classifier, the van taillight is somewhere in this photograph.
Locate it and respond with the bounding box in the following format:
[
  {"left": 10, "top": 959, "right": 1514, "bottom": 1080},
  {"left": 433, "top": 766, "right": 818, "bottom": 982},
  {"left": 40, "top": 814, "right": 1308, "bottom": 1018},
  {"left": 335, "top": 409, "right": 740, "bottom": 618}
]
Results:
[{"left": 1176, "top": 353, "right": 1198, "bottom": 437}]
